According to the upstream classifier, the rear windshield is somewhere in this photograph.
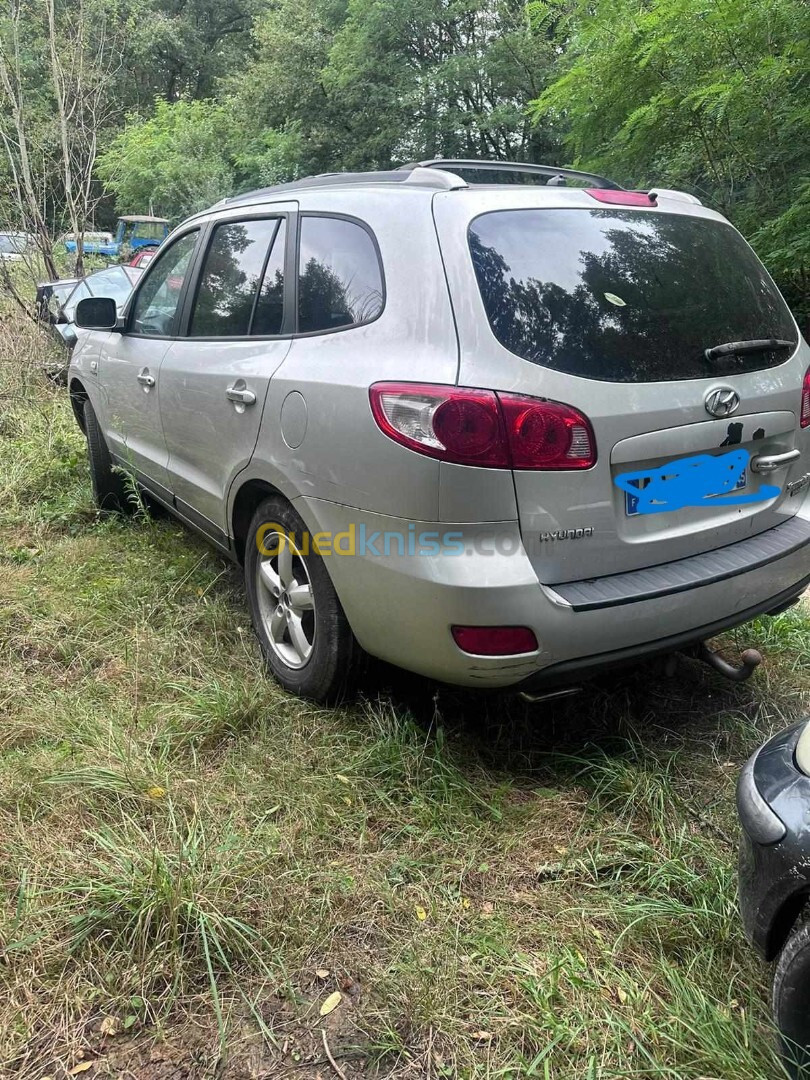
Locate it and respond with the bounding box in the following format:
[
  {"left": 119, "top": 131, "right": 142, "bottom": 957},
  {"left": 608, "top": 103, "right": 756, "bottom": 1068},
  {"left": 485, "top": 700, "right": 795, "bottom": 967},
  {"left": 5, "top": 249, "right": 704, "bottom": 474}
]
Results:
[{"left": 468, "top": 208, "right": 798, "bottom": 382}]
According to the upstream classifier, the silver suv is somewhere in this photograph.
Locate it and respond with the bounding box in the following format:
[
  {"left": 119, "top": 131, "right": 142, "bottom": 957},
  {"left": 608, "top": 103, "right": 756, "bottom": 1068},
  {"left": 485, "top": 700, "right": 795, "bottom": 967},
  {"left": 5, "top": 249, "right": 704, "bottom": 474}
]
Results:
[{"left": 69, "top": 159, "right": 810, "bottom": 702}]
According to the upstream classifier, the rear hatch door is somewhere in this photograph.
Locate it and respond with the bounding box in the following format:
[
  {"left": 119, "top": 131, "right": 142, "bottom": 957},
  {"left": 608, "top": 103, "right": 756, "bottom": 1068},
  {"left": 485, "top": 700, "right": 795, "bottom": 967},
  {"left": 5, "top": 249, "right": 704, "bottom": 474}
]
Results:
[{"left": 433, "top": 189, "right": 808, "bottom": 584}]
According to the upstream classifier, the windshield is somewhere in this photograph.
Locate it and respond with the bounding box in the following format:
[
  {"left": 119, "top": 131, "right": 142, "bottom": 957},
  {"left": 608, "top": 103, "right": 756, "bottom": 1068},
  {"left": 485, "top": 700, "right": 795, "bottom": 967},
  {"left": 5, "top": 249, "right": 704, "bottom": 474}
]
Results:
[
  {"left": 0, "top": 232, "right": 29, "bottom": 254},
  {"left": 468, "top": 208, "right": 798, "bottom": 382},
  {"left": 63, "top": 266, "right": 143, "bottom": 320},
  {"left": 129, "top": 221, "right": 166, "bottom": 241}
]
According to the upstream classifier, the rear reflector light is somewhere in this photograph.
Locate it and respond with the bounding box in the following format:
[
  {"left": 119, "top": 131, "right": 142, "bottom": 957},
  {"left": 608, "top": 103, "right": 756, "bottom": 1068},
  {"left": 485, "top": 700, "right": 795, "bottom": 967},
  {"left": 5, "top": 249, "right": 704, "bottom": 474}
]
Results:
[
  {"left": 452, "top": 626, "right": 538, "bottom": 656},
  {"left": 802, "top": 366, "right": 810, "bottom": 428},
  {"left": 587, "top": 189, "right": 657, "bottom": 206},
  {"left": 369, "top": 383, "right": 596, "bottom": 470}
]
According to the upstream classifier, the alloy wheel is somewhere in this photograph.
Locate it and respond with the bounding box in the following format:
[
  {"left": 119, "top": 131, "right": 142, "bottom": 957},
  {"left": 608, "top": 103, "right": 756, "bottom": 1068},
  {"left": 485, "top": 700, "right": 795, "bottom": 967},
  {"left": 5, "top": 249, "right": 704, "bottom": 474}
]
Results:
[{"left": 256, "top": 532, "right": 316, "bottom": 669}]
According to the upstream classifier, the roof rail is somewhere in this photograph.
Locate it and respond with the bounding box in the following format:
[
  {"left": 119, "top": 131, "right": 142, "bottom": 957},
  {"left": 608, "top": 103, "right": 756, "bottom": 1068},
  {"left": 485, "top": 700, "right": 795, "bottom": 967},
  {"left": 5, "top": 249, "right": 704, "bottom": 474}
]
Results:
[
  {"left": 220, "top": 166, "right": 464, "bottom": 207},
  {"left": 401, "top": 158, "right": 624, "bottom": 191}
]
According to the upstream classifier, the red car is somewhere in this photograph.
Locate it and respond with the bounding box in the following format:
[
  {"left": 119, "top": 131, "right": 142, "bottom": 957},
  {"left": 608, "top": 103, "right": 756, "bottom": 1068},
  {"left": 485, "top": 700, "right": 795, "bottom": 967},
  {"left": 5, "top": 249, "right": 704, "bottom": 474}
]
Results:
[{"left": 128, "top": 247, "right": 158, "bottom": 268}]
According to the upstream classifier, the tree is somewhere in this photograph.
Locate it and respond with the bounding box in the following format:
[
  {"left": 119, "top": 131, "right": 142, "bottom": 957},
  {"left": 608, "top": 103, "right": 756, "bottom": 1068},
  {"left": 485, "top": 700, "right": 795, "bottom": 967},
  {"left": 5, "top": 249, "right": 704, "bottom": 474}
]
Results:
[
  {"left": 224, "top": 0, "right": 354, "bottom": 178},
  {"left": 117, "top": 0, "right": 267, "bottom": 106},
  {"left": 323, "top": 0, "right": 559, "bottom": 166},
  {"left": 97, "top": 98, "right": 307, "bottom": 221},
  {"left": 0, "top": 0, "right": 119, "bottom": 302},
  {"left": 97, "top": 100, "right": 239, "bottom": 220},
  {"left": 230, "top": 0, "right": 561, "bottom": 174},
  {"left": 531, "top": 0, "right": 810, "bottom": 327}
]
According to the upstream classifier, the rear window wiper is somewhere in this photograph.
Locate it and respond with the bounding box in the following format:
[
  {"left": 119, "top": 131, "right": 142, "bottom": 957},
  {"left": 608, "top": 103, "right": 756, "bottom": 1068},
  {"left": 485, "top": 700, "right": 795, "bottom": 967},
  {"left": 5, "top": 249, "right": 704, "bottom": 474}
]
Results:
[{"left": 704, "top": 338, "right": 795, "bottom": 361}]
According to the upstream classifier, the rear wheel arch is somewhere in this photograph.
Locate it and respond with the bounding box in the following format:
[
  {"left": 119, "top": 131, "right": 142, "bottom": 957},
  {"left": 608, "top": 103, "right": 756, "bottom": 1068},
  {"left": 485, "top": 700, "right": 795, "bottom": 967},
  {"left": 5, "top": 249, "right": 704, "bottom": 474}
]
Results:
[
  {"left": 244, "top": 493, "right": 363, "bottom": 702},
  {"left": 230, "top": 477, "right": 358, "bottom": 637},
  {"left": 231, "top": 479, "right": 288, "bottom": 564}
]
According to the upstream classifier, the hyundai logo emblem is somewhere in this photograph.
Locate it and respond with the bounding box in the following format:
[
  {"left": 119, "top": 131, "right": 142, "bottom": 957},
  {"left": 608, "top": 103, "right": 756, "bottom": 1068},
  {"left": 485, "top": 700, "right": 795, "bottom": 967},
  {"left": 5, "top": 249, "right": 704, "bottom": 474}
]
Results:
[{"left": 705, "top": 387, "right": 741, "bottom": 418}]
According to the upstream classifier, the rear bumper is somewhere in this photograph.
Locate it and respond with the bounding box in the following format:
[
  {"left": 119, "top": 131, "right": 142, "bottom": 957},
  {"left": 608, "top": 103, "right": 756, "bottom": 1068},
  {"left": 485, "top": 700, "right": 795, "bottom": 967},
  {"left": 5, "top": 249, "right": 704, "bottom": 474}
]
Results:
[
  {"left": 547, "top": 516, "right": 810, "bottom": 611},
  {"left": 297, "top": 497, "right": 810, "bottom": 688},
  {"left": 518, "top": 571, "right": 810, "bottom": 690}
]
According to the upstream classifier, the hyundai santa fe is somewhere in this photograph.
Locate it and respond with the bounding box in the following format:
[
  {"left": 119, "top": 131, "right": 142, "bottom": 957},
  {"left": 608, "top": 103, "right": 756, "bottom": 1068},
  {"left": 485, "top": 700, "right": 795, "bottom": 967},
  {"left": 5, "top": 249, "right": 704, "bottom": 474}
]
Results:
[{"left": 68, "top": 159, "right": 810, "bottom": 702}]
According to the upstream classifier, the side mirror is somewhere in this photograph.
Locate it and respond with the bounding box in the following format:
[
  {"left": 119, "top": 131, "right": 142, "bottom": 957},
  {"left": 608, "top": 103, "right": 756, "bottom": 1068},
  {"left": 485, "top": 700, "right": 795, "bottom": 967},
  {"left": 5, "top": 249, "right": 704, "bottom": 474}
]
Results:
[{"left": 75, "top": 296, "right": 118, "bottom": 330}]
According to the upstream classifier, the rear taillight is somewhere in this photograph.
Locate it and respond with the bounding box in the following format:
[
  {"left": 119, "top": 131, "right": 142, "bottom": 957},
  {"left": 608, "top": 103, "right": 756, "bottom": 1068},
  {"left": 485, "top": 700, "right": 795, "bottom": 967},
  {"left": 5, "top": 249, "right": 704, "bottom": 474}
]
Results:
[
  {"left": 369, "top": 383, "right": 596, "bottom": 470},
  {"left": 802, "top": 366, "right": 810, "bottom": 428},
  {"left": 452, "top": 625, "right": 538, "bottom": 656},
  {"left": 498, "top": 394, "right": 595, "bottom": 469}
]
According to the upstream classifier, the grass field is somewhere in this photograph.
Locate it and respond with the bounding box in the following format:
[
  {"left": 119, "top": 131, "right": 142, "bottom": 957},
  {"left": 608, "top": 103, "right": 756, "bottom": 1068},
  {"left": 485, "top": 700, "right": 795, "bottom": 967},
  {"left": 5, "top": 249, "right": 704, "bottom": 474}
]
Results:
[{"left": 1, "top": 311, "right": 808, "bottom": 1079}]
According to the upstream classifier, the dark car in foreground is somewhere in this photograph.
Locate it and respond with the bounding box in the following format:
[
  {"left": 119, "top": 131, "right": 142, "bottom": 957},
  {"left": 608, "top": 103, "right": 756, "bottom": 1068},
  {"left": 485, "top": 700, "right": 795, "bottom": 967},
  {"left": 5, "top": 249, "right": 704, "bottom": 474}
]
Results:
[{"left": 738, "top": 714, "right": 810, "bottom": 1076}]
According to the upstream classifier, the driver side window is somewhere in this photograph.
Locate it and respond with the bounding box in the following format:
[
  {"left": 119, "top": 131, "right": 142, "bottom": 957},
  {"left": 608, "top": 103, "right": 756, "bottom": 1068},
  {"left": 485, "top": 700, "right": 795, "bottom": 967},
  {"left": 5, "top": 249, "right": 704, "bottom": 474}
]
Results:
[{"left": 129, "top": 230, "right": 198, "bottom": 337}]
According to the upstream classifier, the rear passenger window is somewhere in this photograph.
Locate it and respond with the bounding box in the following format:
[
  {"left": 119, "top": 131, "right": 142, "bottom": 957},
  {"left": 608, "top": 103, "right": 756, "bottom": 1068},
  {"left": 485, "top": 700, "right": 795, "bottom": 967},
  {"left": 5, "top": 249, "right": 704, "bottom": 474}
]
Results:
[
  {"left": 297, "top": 216, "right": 383, "bottom": 333},
  {"left": 190, "top": 218, "right": 284, "bottom": 337}
]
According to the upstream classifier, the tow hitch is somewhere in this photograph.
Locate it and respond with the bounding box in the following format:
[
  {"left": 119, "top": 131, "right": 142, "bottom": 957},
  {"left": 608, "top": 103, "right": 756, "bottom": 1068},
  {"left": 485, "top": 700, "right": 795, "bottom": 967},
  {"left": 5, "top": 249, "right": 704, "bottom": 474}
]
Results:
[{"left": 690, "top": 641, "right": 763, "bottom": 683}]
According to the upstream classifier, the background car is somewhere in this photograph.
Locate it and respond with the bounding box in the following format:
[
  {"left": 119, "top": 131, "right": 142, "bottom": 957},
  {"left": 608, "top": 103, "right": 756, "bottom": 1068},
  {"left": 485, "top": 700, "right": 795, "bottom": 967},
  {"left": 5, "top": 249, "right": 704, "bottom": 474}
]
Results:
[
  {"left": 37, "top": 264, "right": 143, "bottom": 349},
  {"left": 129, "top": 247, "right": 158, "bottom": 268},
  {"left": 64, "top": 215, "right": 169, "bottom": 258},
  {"left": 36, "top": 276, "right": 80, "bottom": 324},
  {"left": 57, "top": 230, "right": 115, "bottom": 252},
  {"left": 738, "top": 717, "right": 810, "bottom": 1077},
  {"left": 0, "top": 230, "right": 36, "bottom": 260}
]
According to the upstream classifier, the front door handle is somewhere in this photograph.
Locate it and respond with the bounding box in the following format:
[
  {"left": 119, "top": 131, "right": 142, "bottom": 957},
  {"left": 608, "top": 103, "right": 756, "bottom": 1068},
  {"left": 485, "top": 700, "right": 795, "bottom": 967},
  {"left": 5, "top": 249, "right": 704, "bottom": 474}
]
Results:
[
  {"left": 226, "top": 385, "right": 256, "bottom": 406},
  {"left": 137, "top": 369, "right": 155, "bottom": 388},
  {"left": 750, "top": 449, "right": 801, "bottom": 474}
]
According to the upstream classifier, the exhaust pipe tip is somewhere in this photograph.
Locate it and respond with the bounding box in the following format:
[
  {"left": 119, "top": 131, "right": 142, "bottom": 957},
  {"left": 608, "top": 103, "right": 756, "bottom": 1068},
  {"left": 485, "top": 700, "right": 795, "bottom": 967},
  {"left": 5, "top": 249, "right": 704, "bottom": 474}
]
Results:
[{"left": 518, "top": 686, "right": 583, "bottom": 704}]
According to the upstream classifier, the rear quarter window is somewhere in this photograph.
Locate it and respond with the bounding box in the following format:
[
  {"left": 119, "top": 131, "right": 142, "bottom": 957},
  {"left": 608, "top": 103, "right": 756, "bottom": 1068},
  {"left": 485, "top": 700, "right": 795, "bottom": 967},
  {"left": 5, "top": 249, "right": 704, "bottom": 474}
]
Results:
[
  {"left": 297, "top": 215, "right": 384, "bottom": 334},
  {"left": 468, "top": 208, "right": 798, "bottom": 382}
]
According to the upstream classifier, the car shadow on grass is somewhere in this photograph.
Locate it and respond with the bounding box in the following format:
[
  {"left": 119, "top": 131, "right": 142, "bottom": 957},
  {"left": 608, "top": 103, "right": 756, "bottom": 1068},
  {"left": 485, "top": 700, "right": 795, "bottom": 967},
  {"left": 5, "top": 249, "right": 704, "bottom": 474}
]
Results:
[{"left": 364, "top": 648, "right": 763, "bottom": 770}]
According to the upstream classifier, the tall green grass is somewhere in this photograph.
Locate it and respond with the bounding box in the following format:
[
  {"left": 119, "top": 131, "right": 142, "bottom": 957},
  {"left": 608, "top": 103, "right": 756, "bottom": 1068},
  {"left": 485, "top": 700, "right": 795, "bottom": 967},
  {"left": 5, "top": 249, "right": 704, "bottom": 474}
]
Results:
[{"left": 0, "top": 302, "right": 805, "bottom": 1076}]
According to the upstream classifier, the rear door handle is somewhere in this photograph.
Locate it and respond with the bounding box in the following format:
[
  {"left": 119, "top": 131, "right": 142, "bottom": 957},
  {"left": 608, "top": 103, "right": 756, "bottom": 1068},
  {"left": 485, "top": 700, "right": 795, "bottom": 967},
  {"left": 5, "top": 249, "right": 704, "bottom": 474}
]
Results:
[
  {"left": 137, "top": 369, "right": 155, "bottom": 387},
  {"left": 750, "top": 449, "right": 801, "bottom": 474},
  {"left": 226, "top": 385, "right": 256, "bottom": 406}
]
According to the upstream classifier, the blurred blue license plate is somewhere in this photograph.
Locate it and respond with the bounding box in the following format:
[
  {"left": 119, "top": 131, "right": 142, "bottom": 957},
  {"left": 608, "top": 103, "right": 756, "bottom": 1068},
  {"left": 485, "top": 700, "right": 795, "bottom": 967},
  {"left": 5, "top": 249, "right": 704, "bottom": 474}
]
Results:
[{"left": 625, "top": 469, "right": 747, "bottom": 516}]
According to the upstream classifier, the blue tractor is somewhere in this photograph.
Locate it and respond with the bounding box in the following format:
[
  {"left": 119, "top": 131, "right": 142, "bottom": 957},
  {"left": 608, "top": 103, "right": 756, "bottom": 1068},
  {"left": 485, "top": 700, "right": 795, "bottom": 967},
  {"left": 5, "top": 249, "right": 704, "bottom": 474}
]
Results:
[{"left": 64, "top": 215, "right": 170, "bottom": 258}]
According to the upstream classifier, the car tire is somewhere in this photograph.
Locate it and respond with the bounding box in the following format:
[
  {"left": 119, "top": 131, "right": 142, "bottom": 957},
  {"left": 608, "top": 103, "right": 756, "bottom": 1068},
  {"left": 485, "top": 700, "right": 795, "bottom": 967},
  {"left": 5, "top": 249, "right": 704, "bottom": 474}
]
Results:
[
  {"left": 773, "top": 921, "right": 810, "bottom": 1077},
  {"left": 83, "top": 399, "right": 132, "bottom": 514},
  {"left": 245, "top": 496, "right": 362, "bottom": 703}
]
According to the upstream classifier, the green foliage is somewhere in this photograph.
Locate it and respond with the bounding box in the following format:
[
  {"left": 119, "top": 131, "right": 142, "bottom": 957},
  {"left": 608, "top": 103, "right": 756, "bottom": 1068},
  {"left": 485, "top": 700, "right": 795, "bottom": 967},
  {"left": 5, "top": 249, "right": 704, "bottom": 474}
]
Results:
[
  {"left": 228, "top": 0, "right": 561, "bottom": 175},
  {"left": 97, "top": 97, "right": 307, "bottom": 219},
  {"left": 531, "top": 0, "right": 810, "bottom": 327},
  {"left": 116, "top": 0, "right": 265, "bottom": 105},
  {"left": 232, "top": 123, "right": 307, "bottom": 189},
  {"left": 97, "top": 0, "right": 562, "bottom": 215},
  {"left": 97, "top": 100, "right": 241, "bottom": 219},
  {"left": 322, "top": 0, "right": 558, "bottom": 165},
  {"left": 5, "top": 0, "right": 809, "bottom": 325}
]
